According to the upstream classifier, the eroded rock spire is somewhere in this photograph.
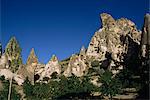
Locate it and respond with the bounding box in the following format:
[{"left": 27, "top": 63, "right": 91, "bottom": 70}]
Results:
[
  {"left": 141, "top": 14, "right": 150, "bottom": 59},
  {"left": 26, "top": 48, "right": 38, "bottom": 65}
]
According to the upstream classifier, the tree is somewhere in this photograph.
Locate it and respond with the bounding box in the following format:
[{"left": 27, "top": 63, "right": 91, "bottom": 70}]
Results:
[
  {"left": 23, "top": 78, "right": 60, "bottom": 99},
  {"left": 23, "top": 75, "right": 99, "bottom": 99},
  {"left": 116, "top": 68, "right": 133, "bottom": 88},
  {"left": 0, "top": 76, "right": 21, "bottom": 100},
  {"left": 81, "top": 75, "right": 98, "bottom": 93},
  {"left": 23, "top": 78, "right": 34, "bottom": 99},
  {"left": 100, "top": 70, "right": 121, "bottom": 100}
]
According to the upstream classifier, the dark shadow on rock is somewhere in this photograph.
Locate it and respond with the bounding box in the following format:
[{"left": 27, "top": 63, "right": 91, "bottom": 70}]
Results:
[
  {"left": 123, "top": 35, "right": 141, "bottom": 74},
  {"left": 34, "top": 74, "right": 40, "bottom": 82},
  {"left": 100, "top": 52, "right": 112, "bottom": 70},
  {"left": 136, "top": 83, "right": 149, "bottom": 99}
]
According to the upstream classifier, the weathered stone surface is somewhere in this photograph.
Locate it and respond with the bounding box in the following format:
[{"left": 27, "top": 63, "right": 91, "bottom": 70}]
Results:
[
  {"left": 35, "top": 63, "right": 45, "bottom": 76},
  {"left": 5, "top": 37, "right": 22, "bottom": 62},
  {"left": 0, "top": 53, "right": 9, "bottom": 69},
  {"left": 0, "top": 68, "right": 24, "bottom": 85},
  {"left": 63, "top": 54, "right": 87, "bottom": 77},
  {"left": 40, "top": 55, "right": 61, "bottom": 79},
  {"left": 80, "top": 46, "right": 86, "bottom": 55},
  {"left": 5, "top": 37, "right": 22, "bottom": 72},
  {"left": 141, "top": 14, "right": 150, "bottom": 59},
  {"left": 86, "top": 13, "right": 141, "bottom": 74},
  {"left": 26, "top": 48, "right": 38, "bottom": 72},
  {"left": 26, "top": 48, "right": 38, "bottom": 84}
]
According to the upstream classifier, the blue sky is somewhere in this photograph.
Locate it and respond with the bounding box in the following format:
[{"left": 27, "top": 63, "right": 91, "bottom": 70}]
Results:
[{"left": 1, "top": 0, "right": 149, "bottom": 64}]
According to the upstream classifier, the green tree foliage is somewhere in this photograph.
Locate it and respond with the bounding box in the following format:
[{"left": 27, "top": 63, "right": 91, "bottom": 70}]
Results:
[
  {"left": 23, "top": 75, "right": 98, "bottom": 99},
  {"left": 0, "top": 76, "right": 21, "bottom": 100},
  {"left": 23, "top": 78, "right": 34, "bottom": 99},
  {"left": 100, "top": 70, "right": 121, "bottom": 99},
  {"left": 116, "top": 69, "right": 133, "bottom": 88},
  {"left": 81, "top": 75, "right": 99, "bottom": 93},
  {"left": 5, "top": 37, "right": 22, "bottom": 72}
]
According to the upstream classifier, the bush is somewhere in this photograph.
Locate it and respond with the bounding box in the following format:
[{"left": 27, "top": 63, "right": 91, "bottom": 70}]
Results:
[
  {"left": 100, "top": 70, "right": 121, "bottom": 99},
  {"left": 23, "top": 75, "right": 99, "bottom": 99}
]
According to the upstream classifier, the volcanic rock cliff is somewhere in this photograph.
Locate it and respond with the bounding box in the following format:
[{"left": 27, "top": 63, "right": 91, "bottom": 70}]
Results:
[
  {"left": 86, "top": 13, "right": 141, "bottom": 74},
  {"left": 0, "top": 13, "right": 149, "bottom": 86}
]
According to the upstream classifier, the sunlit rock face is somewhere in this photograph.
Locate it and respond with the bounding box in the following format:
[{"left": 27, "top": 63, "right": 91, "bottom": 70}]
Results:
[
  {"left": 26, "top": 48, "right": 38, "bottom": 84},
  {"left": 40, "top": 55, "right": 61, "bottom": 79},
  {"left": 86, "top": 13, "right": 141, "bottom": 74},
  {"left": 5, "top": 37, "right": 22, "bottom": 62},
  {"left": 0, "top": 68, "right": 24, "bottom": 85},
  {"left": 26, "top": 48, "right": 38, "bottom": 73},
  {"left": 64, "top": 53, "right": 87, "bottom": 77},
  {"left": 35, "top": 63, "right": 45, "bottom": 76},
  {"left": 0, "top": 53, "right": 9, "bottom": 69},
  {"left": 4, "top": 37, "right": 22, "bottom": 72},
  {"left": 80, "top": 46, "right": 86, "bottom": 55}
]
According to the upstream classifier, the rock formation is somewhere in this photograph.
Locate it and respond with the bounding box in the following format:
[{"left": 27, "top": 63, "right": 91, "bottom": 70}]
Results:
[
  {"left": 5, "top": 37, "right": 22, "bottom": 72},
  {"left": 26, "top": 48, "right": 38, "bottom": 72},
  {"left": 86, "top": 13, "right": 141, "bottom": 74},
  {"left": 0, "top": 53, "right": 9, "bottom": 69},
  {"left": 26, "top": 48, "right": 38, "bottom": 84},
  {"left": 42, "top": 55, "right": 61, "bottom": 78},
  {"left": 35, "top": 63, "right": 45, "bottom": 76},
  {"left": 64, "top": 54, "right": 87, "bottom": 77},
  {"left": 0, "top": 68, "right": 24, "bottom": 85},
  {"left": 141, "top": 14, "right": 150, "bottom": 61},
  {"left": 0, "top": 13, "right": 149, "bottom": 88},
  {"left": 80, "top": 46, "right": 86, "bottom": 55}
]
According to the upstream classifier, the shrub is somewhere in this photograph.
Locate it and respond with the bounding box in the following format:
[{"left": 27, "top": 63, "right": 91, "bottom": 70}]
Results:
[{"left": 100, "top": 70, "right": 121, "bottom": 100}]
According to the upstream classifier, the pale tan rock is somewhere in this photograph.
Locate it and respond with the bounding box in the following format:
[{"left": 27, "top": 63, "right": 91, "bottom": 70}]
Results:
[
  {"left": 35, "top": 63, "right": 45, "bottom": 75},
  {"left": 41, "top": 55, "right": 61, "bottom": 79},
  {"left": 64, "top": 54, "right": 87, "bottom": 77},
  {"left": 86, "top": 13, "right": 141, "bottom": 74},
  {"left": 80, "top": 46, "right": 86, "bottom": 55},
  {"left": 0, "top": 53, "right": 9, "bottom": 69},
  {"left": 26, "top": 48, "right": 38, "bottom": 84},
  {"left": 0, "top": 68, "right": 24, "bottom": 85}
]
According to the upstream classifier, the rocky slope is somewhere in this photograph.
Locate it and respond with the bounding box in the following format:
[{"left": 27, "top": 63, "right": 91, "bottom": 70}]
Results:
[
  {"left": 0, "top": 13, "right": 149, "bottom": 86},
  {"left": 86, "top": 13, "right": 141, "bottom": 74}
]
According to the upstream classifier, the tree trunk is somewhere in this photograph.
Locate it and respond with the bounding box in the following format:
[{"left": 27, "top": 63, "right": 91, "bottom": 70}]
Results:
[{"left": 8, "top": 76, "right": 13, "bottom": 100}]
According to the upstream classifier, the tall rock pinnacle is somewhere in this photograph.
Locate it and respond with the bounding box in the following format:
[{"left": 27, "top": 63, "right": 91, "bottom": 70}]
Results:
[
  {"left": 5, "top": 37, "right": 22, "bottom": 72},
  {"left": 80, "top": 46, "right": 86, "bottom": 55},
  {"left": 26, "top": 48, "right": 38, "bottom": 65},
  {"left": 141, "top": 14, "right": 150, "bottom": 62}
]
